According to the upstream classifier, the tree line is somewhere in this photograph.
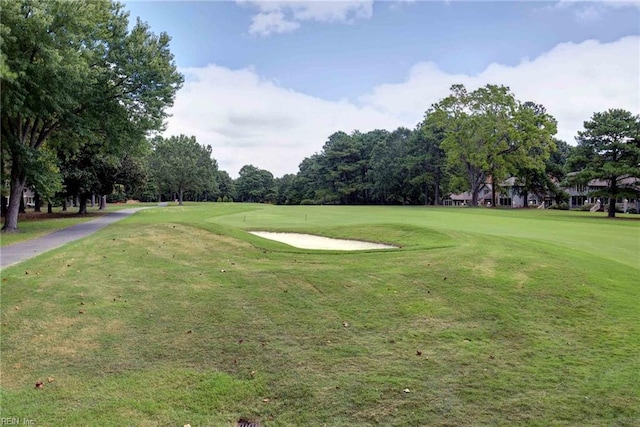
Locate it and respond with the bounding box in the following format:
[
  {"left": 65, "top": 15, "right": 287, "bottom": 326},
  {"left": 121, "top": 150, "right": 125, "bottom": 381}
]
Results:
[
  {"left": 126, "top": 94, "right": 639, "bottom": 222},
  {"left": 2, "top": 1, "right": 639, "bottom": 232}
]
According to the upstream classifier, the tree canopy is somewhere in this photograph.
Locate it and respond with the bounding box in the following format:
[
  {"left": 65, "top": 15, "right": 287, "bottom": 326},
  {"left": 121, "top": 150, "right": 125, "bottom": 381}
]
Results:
[
  {"left": 148, "top": 135, "right": 218, "bottom": 205},
  {"left": 431, "top": 84, "right": 557, "bottom": 206},
  {"left": 0, "top": 0, "right": 183, "bottom": 231},
  {"left": 568, "top": 109, "right": 640, "bottom": 217}
]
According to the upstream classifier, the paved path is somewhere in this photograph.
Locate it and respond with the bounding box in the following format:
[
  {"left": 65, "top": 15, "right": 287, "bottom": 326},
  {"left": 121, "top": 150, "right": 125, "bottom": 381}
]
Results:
[{"left": 0, "top": 208, "right": 149, "bottom": 270}]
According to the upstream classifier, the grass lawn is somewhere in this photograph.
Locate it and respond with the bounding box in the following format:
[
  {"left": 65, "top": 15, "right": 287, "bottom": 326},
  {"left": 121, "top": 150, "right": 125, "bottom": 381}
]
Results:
[{"left": 1, "top": 204, "right": 639, "bottom": 426}]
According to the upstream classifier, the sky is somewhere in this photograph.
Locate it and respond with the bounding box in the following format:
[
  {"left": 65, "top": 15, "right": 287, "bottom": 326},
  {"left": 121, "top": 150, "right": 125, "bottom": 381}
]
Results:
[{"left": 123, "top": 0, "right": 640, "bottom": 178}]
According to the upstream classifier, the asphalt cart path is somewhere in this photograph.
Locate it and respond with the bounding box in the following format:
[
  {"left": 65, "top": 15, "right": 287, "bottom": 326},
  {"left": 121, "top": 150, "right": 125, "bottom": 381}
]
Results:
[{"left": 0, "top": 208, "right": 149, "bottom": 270}]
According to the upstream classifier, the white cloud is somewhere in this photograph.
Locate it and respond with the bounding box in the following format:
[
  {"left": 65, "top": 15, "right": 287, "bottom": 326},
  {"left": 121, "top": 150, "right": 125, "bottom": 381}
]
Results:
[
  {"left": 165, "top": 65, "right": 404, "bottom": 177},
  {"left": 360, "top": 36, "right": 640, "bottom": 146},
  {"left": 552, "top": 0, "right": 640, "bottom": 22},
  {"left": 249, "top": 11, "right": 300, "bottom": 36},
  {"left": 164, "top": 36, "right": 639, "bottom": 177},
  {"left": 237, "top": 0, "right": 373, "bottom": 36}
]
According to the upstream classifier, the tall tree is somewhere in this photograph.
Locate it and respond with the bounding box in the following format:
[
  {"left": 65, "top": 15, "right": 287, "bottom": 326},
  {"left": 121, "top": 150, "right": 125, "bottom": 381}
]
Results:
[
  {"left": 411, "top": 115, "right": 448, "bottom": 205},
  {"left": 1, "top": 0, "right": 182, "bottom": 231},
  {"left": 291, "top": 154, "right": 331, "bottom": 204},
  {"left": 215, "top": 170, "right": 236, "bottom": 202},
  {"left": 149, "top": 135, "right": 218, "bottom": 205},
  {"left": 235, "top": 165, "right": 275, "bottom": 203},
  {"left": 568, "top": 109, "right": 640, "bottom": 218},
  {"left": 433, "top": 84, "right": 556, "bottom": 206},
  {"left": 512, "top": 103, "right": 559, "bottom": 206},
  {"left": 369, "top": 128, "right": 412, "bottom": 204}
]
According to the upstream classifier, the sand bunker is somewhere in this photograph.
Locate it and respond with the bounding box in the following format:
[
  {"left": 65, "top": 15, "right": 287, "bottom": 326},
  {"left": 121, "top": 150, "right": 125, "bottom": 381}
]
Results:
[{"left": 250, "top": 231, "right": 397, "bottom": 251}]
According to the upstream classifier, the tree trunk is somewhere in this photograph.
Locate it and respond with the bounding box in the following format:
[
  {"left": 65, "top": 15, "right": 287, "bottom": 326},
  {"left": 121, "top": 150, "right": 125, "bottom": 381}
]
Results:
[
  {"left": 491, "top": 184, "right": 497, "bottom": 208},
  {"left": 424, "top": 184, "right": 429, "bottom": 206},
  {"left": 99, "top": 195, "right": 107, "bottom": 210},
  {"left": 34, "top": 191, "right": 42, "bottom": 212},
  {"left": 178, "top": 188, "right": 184, "bottom": 205},
  {"left": 471, "top": 191, "right": 479, "bottom": 206},
  {"left": 1, "top": 196, "right": 8, "bottom": 217},
  {"left": 47, "top": 202, "right": 53, "bottom": 214},
  {"left": 91, "top": 194, "right": 95, "bottom": 207},
  {"left": 608, "top": 197, "right": 616, "bottom": 218},
  {"left": 2, "top": 174, "right": 26, "bottom": 232},
  {"left": 522, "top": 190, "right": 529, "bottom": 208},
  {"left": 62, "top": 199, "right": 67, "bottom": 211},
  {"left": 73, "top": 196, "right": 78, "bottom": 207},
  {"left": 19, "top": 192, "right": 26, "bottom": 213},
  {"left": 78, "top": 195, "right": 88, "bottom": 214}
]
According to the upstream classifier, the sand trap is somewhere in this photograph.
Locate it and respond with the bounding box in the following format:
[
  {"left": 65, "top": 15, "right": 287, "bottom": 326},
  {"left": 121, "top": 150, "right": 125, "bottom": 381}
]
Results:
[{"left": 250, "top": 231, "right": 397, "bottom": 251}]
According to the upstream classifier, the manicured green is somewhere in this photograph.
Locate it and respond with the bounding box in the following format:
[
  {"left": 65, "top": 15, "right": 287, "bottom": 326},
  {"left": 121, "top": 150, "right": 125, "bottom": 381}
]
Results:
[{"left": 1, "top": 204, "right": 639, "bottom": 426}]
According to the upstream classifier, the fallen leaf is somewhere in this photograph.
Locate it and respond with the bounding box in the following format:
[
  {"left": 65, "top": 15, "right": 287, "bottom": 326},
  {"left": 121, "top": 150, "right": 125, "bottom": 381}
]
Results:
[
  {"left": 262, "top": 398, "right": 270, "bottom": 402},
  {"left": 35, "top": 381, "right": 44, "bottom": 389},
  {"left": 416, "top": 350, "right": 423, "bottom": 356},
  {"left": 342, "top": 321, "right": 348, "bottom": 328},
  {"left": 79, "top": 310, "right": 85, "bottom": 314},
  {"left": 186, "top": 330, "right": 192, "bottom": 334},
  {"left": 403, "top": 388, "right": 411, "bottom": 393},
  {"left": 47, "top": 377, "right": 55, "bottom": 383}
]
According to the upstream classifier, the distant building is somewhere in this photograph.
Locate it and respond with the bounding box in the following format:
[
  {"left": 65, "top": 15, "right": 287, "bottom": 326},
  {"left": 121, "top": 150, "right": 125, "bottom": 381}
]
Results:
[{"left": 444, "top": 176, "right": 639, "bottom": 211}]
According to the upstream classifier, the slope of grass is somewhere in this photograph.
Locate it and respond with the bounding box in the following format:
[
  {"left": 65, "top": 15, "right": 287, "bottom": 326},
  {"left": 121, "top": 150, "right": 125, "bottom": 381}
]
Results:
[{"left": 1, "top": 204, "right": 639, "bottom": 426}]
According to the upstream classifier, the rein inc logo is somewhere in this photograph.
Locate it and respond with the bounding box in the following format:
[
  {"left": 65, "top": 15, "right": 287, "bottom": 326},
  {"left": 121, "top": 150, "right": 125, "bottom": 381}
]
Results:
[{"left": 0, "top": 419, "right": 35, "bottom": 425}]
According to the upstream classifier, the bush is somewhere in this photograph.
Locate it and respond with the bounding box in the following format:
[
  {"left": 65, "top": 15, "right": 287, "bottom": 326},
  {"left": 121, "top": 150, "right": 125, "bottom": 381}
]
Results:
[
  {"left": 574, "top": 203, "right": 595, "bottom": 211},
  {"left": 603, "top": 204, "right": 624, "bottom": 213},
  {"left": 628, "top": 208, "right": 638, "bottom": 214},
  {"left": 548, "top": 202, "right": 569, "bottom": 210},
  {"left": 300, "top": 199, "right": 316, "bottom": 205},
  {"left": 106, "top": 193, "right": 126, "bottom": 203}
]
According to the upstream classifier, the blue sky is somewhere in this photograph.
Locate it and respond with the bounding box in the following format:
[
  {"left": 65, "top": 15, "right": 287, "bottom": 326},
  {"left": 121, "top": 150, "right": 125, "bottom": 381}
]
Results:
[{"left": 124, "top": 1, "right": 640, "bottom": 177}]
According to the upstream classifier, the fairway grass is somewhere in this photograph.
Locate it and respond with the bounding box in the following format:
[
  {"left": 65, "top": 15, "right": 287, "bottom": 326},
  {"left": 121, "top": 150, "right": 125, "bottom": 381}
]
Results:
[{"left": 1, "top": 204, "right": 639, "bottom": 426}]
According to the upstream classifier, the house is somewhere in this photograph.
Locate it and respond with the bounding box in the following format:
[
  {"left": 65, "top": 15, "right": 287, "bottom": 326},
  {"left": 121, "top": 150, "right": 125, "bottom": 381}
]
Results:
[
  {"left": 444, "top": 178, "right": 546, "bottom": 208},
  {"left": 23, "top": 188, "right": 35, "bottom": 207},
  {"left": 445, "top": 176, "right": 640, "bottom": 211},
  {"left": 565, "top": 176, "right": 640, "bottom": 212}
]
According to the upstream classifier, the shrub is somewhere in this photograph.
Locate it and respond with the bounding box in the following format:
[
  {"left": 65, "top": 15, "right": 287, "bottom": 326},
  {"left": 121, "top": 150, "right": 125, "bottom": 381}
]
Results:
[
  {"left": 300, "top": 199, "right": 315, "bottom": 205},
  {"left": 549, "top": 202, "right": 569, "bottom": 210}
]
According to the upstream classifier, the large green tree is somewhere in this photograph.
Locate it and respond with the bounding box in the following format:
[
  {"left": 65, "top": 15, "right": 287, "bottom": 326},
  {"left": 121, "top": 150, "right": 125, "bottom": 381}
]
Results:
[
  {"left": 149, "top": 135, "right": 218, "bottom": 205},
  {"left": 369, "top": 128, "right": 412, "bottom": 204},
  {"left": 410, "top": 116, "right": 448, "bottom": 205},
  {"left": 235, "top": 165, "right": 275, "bottom": 203},
  {"left": 1, "top": 0, "right": 182, "bottom": 231},
  {"left": 433, "top": 84, "right": 556, "bottom": 206},
  {"left": 568, "top": 109, "right": 640, "bottom": 218}
]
